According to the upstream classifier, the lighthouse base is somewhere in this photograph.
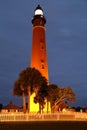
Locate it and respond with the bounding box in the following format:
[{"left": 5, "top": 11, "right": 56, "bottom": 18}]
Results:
[{"left": 30, "top": 93, "right": 51, "bottom": 113}]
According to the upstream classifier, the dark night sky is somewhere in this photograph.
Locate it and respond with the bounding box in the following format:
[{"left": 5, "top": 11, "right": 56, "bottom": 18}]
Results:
[{"left": 0, "top": 0, "right": 87, "bottom": 107}]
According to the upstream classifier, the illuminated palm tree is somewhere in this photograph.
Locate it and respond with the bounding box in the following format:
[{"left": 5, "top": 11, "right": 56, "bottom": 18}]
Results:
[{"left": 15, "top": 67, "right": 47, "bottom": 113}]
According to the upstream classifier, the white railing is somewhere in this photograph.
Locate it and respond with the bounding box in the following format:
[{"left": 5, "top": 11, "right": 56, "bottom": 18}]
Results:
[{"left": 0, "top": 112, "right": 87, "bottom": 122}]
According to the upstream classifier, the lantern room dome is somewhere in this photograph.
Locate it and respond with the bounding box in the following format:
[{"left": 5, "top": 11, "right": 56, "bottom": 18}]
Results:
[
  {"left": 32, "top": 5, "right": 46, "bottom": 26},
  {"left": 34, "top": 5, "right": 43, "bottom": 15}
]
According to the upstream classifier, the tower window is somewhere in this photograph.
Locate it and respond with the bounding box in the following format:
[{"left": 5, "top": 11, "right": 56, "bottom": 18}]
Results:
[
  {"left": 40, "top": 42, "right": 44, "bottom": 50},
  {"left": 41, "top": 60, "right": 44, "bottom": 69},
  {"left": 41, "top": 59, "right": 44, "bottom": 63},
  {"left": 42, "top": 64, "right": 44, "bottom": 69}
]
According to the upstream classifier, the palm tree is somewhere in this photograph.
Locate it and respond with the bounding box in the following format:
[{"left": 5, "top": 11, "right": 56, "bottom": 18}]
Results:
[
  {"left": 13, "top": 79, "right": 27, "bottom": 113},
  {"left": 15, "top": 67, "right": 47, "bottom": 113},
  {"left": 34, "top": 77, "right": 48, "bottom": 113}
]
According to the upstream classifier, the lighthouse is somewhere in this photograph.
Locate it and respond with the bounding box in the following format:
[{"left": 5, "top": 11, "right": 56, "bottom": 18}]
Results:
[
  {"left": 30, "top": 5, "right": 50, "bottom": 112},
  {"left": 30, "top": 5, "right": 49, "bottom": 82}
]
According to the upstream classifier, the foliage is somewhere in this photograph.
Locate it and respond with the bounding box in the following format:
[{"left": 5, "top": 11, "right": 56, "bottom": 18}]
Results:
[
  {"left": 13, "top": 79, "right": 27, "bottom": 112},
  {"left": 13, "top": 67, "right": 76, "bottom": 113},
  {"left": 18, "top": 67, "right": 45, "bottom": 93},
  {"left": 34, "top": 77, "right": 48, "bottom": 112},
  {"left": 47, "top": 84, "right": 75, "bottom": 110},
  {"left": 13, "top": 79, "right": 27, "bottom": 96},
  {"left": 47, "top": 84, "right": 59, "bottom": 107},
  {"left": 55, "top": 86, "right": 76, "bottom": 105},
  {"left": 13, "top": 67, "right": 47, "bottom": 113}
]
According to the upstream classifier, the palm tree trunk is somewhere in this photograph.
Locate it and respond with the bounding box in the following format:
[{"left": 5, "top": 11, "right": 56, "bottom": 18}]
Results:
[
  {"left": 27, "top": 86, "right": 31, "bottom": 113},
  {"left": 20, "top": 85, "right": 26, "bottom": 113},
  {"left": 22, "top": 92, "right": 26, "bottom": 113},
  {"left": 39, "top": 103, "right": 43, "bottom": 113},
  {"left": 39, "top": 103, "right": 41, "bottom": 113}
]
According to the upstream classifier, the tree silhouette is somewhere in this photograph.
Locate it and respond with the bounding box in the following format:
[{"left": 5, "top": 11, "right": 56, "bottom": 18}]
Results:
[
  {"left": 13, "top": 67, "right": 47, "bottom": 113},
  {"left": 13, "top": 79, "right": 27, "bottom": 112},
  {"left": 47, "top": 84, "right": 75, "bottom": 112},
  {"left": 34, "top": 77, "right": 48, "bottom": 113},
  {"left": 47, "top": 84, "right": 59, "bottom": 108}
]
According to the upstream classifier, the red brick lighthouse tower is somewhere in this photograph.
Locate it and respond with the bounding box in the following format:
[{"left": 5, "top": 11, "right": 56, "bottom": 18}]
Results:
[
  {"left": 30, "top": 5, "right": 50, "bottom": 112},
  {"left": 30, "top": 5, "right": 49, "bottom": 82}
]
